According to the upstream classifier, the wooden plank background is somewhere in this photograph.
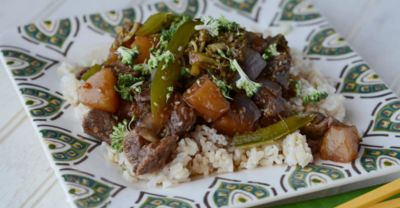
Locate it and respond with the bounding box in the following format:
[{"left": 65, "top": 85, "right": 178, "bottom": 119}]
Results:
[{"left": 0, "top": 0, "right": 399, "bottom": 207}]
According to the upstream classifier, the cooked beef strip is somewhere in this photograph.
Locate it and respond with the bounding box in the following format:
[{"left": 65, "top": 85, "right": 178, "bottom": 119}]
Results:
[
  {"left": 123, "top": 130, "right": 147, "bottom": 170},
  {"left": 117, "top": 100, "right": 138, "bottom": 120},
  {"left": 124, "top": 129, "right": 178, "bottom": 175},
  {"left": 165, "top": 93, "right": 197, "bottom": 136},
  {"left": 320, "top": 123, "right": 360, "bottom": 163},
  {"left": 136, "top": 136, "right": 178, "bottom": 174},
  {"left": 117, "top": 82, "right": 150, "bottom": 120},
  {"left": 117, "top": 98, "right": 150, "bottom": 121},
  {"left": 82, "top": 109, "right": 117, "bottom": 144}
]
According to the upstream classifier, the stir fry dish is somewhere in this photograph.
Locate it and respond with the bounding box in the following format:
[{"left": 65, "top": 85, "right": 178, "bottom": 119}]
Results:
[{"left": 69, "top": 13, "right": 360, "bottom": 186}]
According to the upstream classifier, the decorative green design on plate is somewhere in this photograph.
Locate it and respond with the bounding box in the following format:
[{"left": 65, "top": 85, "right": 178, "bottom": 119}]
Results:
[
  {"left": 373, "top": 101, "right": 400, "bottom": 133},
  {"left": 289, "top": 164, "right": 345, "bottom": 190},
  {"left": 281, "top": 0, "right": 321, "bottom": 21},
  {"left": 341, "top": 64, "right": 387, "bottom": 94},
  {"left": 307, "top": 28, "right": 352, "bottom": 56},
  {"left": 213, "top": 182, "right": 269, "bottom": 206},
  {"left": 41, "top": 129, "right": 91, "bottom": 162},
  {"left": 361, "top": 148, "right": 400, "bottom": 172},
  {"left": 218, "top": 0, "right": 258, "bottom": 14},
  {"left": 138, "top": 196, "right": 193, "bottom": 208},
  {"left": 23, "top": 19, "right": 72, "bottom": 48},
  {"left": 207, "top": 178, "right": 270, "bottom": 207},
  {"left": 63, "top": 174, "right": 113, "bottom": 208},
  {"left": 135, "top": 192, "right": 198, "bottom": 208},
  {"left": 89, "top": 8, "right": 136, "bottom": 36},
  {"left": 155, "top": 0, "right": 199, "bottom": 17},
  {"left": 20, "top": 87, "right": 64, "bottom": 118},
  {"left": 1, "top": 49, "right": 47, "bottom": 78}
]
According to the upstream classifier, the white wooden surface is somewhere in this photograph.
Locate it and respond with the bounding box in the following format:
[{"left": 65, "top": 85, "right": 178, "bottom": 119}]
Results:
[{"left": 0, "top": 0, "right": 399, "bottom": 207}]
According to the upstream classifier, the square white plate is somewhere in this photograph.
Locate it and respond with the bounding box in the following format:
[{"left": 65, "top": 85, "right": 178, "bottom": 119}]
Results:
[{"left": 1, "top": 0, "right": 399, "bottom": 207}]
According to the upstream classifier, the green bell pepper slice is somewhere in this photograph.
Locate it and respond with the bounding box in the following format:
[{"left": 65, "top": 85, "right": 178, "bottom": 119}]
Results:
[
  {"left": 81, "top": 64, "right": 101, "bottom": 81},
  {"left": 136, "top": 12, "right": 173, "bottom": 36},
  {"left": 150, "top": 20, "right": 200, "bottom": 119},
  {"left": 233, "top": 114, "right": 315, "bottom": 148}
]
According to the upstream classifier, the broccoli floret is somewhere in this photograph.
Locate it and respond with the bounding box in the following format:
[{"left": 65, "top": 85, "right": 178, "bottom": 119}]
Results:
[
  {"left": 195, "top": 16, "right": 220, "bottom": 36},
  {"left": 218, "top": 16, "right": 240, "bottom": 32},
  {"left": 132, "top": 64, "right": 151, "bottom": 76},
  {"left": 262, "top": 43, "right": 280, "bottom": 61},
  {"left": 115, "top": 74, "right": 144, "bottom": 101},
  {"left": 230, "top": 59, "right": 261, "bottom": 97},
  {"left": 195, "top": 16, "right": 241, "bottom": 37},
  {"left": 116, "top": 46, "right": 139, "bottom": 65},
  {"left": 292, "top": 80, "right": 302, "bottom": 96},
  {"left": 295, "top": 80, "right": 329, "bottom": 104},
  {"left": 212, "top": 76, "right": 232, "bottom": 99},
  {"left": 302, "top": 91, "right": 328, "bottom": 105},
  {"left": 215, "top": 49, "right": 260, "bottom": 97},
  {"left": 110, "top": 120, "right": 128, "bottom": 152},
  {"left": 148, "top": 50, "right": 175, "bottom": 70}
]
